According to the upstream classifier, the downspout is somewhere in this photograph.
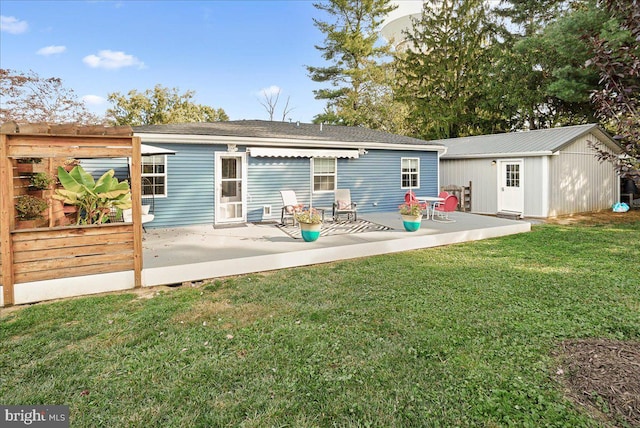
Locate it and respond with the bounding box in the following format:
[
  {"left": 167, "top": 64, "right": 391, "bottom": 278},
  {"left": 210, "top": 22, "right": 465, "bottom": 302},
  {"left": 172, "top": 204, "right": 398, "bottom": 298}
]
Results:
[{"left": 437, "top": 146, "right": 448, "bottom": 194}]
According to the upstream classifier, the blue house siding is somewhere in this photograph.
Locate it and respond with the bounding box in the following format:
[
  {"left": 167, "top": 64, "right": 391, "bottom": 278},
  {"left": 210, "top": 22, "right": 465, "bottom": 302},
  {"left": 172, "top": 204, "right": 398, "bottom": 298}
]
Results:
[
  {"left": 151, "top": 143, "right": 219, "bottom": 228},
  {"left": 308, "top": 149, "right": 439, "bottom": 214},
  {"left": 245, "top": 149, "right": 439, "bottom": 221},
  {"left": 82, "top": 142, "right": 440, "bottom": 228},
  {"left": 246, "top": 157, "right": 311, "bottom": 222}
]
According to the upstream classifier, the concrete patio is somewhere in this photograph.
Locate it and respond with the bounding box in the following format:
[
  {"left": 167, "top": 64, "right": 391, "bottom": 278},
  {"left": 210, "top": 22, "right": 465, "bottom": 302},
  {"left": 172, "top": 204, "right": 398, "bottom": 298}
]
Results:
[{"left": 142, "top": 212, "right": 531, "bottom": 287}]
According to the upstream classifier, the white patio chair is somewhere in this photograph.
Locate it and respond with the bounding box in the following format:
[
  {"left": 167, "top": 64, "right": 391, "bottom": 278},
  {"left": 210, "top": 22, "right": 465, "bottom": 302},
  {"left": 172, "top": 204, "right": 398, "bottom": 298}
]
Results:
[
  {"left": 280, "top": 190, "right": 304, "bottom": 226},
  {"left": 333, "top": 189, "right": 357, "bottom": 221}
]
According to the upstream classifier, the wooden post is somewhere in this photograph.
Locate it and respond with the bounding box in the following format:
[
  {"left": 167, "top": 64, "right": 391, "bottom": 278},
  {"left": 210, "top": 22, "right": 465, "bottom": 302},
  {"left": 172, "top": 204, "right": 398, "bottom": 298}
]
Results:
[
  {"left": 131, "top": 136, "right": 143, "bottom": 288},
  {"left": 0, "top": 134, "right": 15, "bottom": 306}
]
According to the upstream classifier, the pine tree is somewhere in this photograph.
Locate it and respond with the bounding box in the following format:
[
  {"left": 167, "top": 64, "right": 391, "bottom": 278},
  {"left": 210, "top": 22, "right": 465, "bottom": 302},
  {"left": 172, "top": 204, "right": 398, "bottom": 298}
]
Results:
[
  {"left": 307, "top": 0, "right": 398, "bottom": 128},
  {"left": 395, "top": 0, "right": 495, "bottom": 139}
]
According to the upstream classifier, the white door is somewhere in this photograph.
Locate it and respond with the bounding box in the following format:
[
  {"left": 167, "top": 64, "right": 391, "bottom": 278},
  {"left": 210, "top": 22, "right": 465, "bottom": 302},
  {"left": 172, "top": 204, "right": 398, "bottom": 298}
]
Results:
[
  {"left": 215, "top": 152, "right": 246, "bottom": 224},
  {"left": 498, "top": 159, "right": 524, "bottom": 214}
]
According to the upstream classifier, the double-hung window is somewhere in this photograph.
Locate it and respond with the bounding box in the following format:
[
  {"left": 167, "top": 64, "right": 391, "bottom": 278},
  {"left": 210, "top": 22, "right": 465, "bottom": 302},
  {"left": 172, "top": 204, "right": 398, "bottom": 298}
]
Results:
[
  {"left": 401, "top": 157, "right": 420, "bottom": 189},
  {"left": 312, "top": 158, "right": 336, "bottom": 192},
  {"left": 141, "top": 155, "right": 167, "bottom": 196}
]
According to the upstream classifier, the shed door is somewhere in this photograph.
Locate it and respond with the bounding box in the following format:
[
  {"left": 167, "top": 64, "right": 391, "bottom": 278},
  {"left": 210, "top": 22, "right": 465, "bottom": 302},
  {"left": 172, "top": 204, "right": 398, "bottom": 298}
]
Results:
[{"left": 498, "top": 160, "right": 524, "bottom": 214}]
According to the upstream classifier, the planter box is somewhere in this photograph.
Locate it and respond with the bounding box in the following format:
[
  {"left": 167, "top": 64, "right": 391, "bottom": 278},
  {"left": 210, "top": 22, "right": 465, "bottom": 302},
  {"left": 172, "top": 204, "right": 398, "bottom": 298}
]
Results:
[
  {"left": 16, "top": 163, "right": 47, "bottom": 174},
  {"left": 15, "top": 218, "right": 47, "bottom": 230}
]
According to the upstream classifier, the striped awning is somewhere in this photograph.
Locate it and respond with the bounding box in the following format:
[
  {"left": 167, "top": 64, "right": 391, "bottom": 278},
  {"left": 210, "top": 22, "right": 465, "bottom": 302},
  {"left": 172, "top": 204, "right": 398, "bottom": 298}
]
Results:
[
  {"left": 141, "top": 144, "right": 176, "bottom": 156},
  {"left": 248, "top": 147, "right": 360, "bottom": 159}
]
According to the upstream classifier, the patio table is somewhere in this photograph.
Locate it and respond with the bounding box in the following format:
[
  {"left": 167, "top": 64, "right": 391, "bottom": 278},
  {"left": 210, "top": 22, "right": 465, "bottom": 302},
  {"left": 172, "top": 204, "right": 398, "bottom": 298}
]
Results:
[{"left": 416, "top": 196, "right": 445, "bottom": 220}]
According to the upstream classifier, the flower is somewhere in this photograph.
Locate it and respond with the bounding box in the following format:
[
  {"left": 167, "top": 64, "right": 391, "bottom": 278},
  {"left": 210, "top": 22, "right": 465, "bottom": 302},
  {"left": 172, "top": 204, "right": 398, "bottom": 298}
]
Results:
[
  {"left": 398, "top": 202, "right": 423, "bottom": 216},
  {"left": 295, "top": 207, "right": 323, "bottom": 224}
]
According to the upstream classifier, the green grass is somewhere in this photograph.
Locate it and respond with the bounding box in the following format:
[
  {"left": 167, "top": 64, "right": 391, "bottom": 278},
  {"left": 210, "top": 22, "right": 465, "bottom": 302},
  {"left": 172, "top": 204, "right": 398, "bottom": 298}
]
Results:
[{"left": 1, "top": 220, "right": 639, "bottom": 427}]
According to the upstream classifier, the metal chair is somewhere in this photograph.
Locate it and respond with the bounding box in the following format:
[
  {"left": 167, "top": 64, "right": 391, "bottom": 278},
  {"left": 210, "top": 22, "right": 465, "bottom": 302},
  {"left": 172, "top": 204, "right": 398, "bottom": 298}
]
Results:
[
  {"left": 433, "top": 194, "right": 459, "bottom": 222},
  {"left": 280, "top": 190, "right": 304, "bottom": 225},
  {"left": 333, "top": 189, "right": 357, "bottom": 221}
]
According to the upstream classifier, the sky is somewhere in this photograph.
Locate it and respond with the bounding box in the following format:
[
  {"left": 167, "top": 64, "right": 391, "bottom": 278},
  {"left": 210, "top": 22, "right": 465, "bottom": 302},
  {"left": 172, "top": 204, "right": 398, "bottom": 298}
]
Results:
[{"left": 0, "top": 0, "right": 346, "bottom": 123}]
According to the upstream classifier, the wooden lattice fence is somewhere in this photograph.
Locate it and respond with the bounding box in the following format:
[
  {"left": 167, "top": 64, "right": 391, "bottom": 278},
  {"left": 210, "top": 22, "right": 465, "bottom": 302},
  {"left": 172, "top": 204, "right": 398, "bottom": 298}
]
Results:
[{"left": 0, "top": 122, "right": 144, "bottom": 306}]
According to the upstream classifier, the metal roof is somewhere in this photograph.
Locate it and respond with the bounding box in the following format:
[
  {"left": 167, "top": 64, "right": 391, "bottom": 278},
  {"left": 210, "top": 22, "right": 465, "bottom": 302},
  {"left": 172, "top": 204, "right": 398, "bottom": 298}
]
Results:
[
  {"left": 133, "top": 120, "right": 444, "bottom": 149},
  {"left": 439, "top": 124, "right": 620, "bottom": 159}
]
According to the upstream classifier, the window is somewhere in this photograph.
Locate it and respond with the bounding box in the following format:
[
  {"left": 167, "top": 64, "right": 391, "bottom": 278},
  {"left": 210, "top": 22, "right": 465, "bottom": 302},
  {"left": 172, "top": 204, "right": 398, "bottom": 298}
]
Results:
[
  {"left": 505, "top": 163, "right": 520, "bottom": 187},
  {"left": 401, "top": 158, "right": 419, "bottom": 189},
  {"left": 313, "top": 158, "right": 336, "bottom": 192},
  {"left": 141, "top": 155, "right": 167, "bottom": 196}
]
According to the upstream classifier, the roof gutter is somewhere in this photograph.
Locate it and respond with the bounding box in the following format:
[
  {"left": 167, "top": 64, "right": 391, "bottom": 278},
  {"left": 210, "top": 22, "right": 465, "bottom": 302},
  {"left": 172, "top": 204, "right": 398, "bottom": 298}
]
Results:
[
  {"left": 442, "top": 151, "right": 555, "bottom": 159},
  {"left": 134, "top": 132, "right": 447, "bottom": 153}
]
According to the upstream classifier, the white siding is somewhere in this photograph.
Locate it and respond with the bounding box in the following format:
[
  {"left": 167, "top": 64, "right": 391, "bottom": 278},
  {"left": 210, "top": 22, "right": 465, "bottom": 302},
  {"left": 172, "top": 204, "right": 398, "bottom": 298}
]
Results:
[
  {"left": 440, "top": 158, "right": 498, "bottom": 215},
  {"left": 523, "top": 157, "right": 546, "bottom": 217},
  {"left": 548, "top": 134, "right": 619, "bottom": 216}
]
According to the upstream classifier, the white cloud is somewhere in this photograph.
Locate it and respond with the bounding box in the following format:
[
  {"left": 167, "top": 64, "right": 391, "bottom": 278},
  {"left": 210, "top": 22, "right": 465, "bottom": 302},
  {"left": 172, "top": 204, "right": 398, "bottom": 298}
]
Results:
[
  {"left": 82, "top": 50, "right": 145, "bottom": 70},
  {"left": 36, "top": 45, "right": 66, "bottom": 56},
  {"left": 82, "top": 95, "right": 106, "bottom": 106},
  {"left": 1, "top": 15, "right": 28, "bottom": 34},
  {"left": 257, "top": 85, "right": 281, "bottom": 97}
]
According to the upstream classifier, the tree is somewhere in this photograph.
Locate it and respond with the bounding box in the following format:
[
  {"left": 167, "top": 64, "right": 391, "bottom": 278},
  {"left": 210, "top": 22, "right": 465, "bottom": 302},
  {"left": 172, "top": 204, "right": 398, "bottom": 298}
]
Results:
[
  {"left": 0, "top": 69, "right": 102, "bottom": 124},
  {"left": 394, "top": 0, "right": 497, "bottom": 139},
  {"left": 307, "top": 0, "right": 398, "bottom": 128},
  {"left": 486, "top": 0, "right": 608, "bottom": 130},
  {"left": 587, "top": 0, "right": 640, "bottom": 179},
  {"left": 258, "top": 87, "right": 295, "bottom": 121},
  {"left": 106, "top": 85, "right": 228, "bottom": 126},
  {"left": 493, "top": 0, "right": 565, "bottom": 36}
]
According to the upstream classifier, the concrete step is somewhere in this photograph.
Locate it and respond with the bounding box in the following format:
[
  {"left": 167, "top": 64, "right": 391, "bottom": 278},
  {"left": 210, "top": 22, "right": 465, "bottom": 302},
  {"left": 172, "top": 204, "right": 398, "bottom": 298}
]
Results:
[{"left": 497, "top": 211, "right": 522, "bottom": 220}]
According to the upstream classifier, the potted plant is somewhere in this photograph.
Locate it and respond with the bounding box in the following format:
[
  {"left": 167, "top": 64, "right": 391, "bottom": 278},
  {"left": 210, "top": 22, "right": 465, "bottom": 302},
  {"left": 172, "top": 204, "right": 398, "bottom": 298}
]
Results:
[
  {"left": 62, "top": 158, "right": 80, "bottom": 172},
  {"left": 53, "top": 165, "right": 132, "bottom": 225},
  {"left": 295, "top": 207, "right": 323, "bottom": 242},
  {"left": 29, "top": 172, "right": 53, "bottom": 190},
  {"left": 15, "top": 194, "right": 48, "bottom": 229},
  {"left": 399, "top": 202, "right": 424, "bottom": 232}
]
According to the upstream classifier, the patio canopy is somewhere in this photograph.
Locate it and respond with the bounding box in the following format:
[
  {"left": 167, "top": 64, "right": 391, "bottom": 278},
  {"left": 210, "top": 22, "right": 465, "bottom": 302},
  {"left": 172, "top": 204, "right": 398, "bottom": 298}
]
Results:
[
  {"left": 247, "top": 147, "right": 359, "bottom": 159},
  {"left": 141, "top": 144, "right": 176, "bottom": 156}
]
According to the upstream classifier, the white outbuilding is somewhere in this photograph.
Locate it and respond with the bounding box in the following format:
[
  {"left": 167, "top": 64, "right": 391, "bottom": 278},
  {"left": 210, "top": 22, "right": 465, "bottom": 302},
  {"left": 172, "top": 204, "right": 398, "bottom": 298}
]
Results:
[{"left": 439, "top": 124, "right": 623, "bottom": 218}]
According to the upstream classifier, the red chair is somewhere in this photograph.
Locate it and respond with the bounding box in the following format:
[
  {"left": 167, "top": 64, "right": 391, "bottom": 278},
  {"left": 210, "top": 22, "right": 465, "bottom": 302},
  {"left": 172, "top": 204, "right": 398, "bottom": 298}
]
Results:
[
  {"left": 433, "top": 194, "right": 459, "bottom": 222},
  {"left": 404, "top": 191, "right": 428, "bottom": 216}
]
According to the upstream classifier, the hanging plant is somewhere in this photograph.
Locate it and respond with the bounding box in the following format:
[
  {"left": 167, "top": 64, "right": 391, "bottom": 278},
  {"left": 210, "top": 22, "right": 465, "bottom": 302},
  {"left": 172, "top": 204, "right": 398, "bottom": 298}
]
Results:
[{"left": 15, "top": 195, "right": 48, "bottom": 220}]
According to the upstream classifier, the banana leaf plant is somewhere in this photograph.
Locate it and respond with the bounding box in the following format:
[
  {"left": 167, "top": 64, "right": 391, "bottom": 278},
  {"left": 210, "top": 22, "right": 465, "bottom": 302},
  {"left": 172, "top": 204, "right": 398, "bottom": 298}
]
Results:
[{"left": 53, "top": 165, "right": 132, "bottom": 225}]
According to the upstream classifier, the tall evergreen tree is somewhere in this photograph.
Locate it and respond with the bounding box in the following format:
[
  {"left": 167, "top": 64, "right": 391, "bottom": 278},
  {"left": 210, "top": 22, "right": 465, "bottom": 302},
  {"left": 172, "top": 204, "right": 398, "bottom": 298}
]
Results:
[
  {"left": 494, "top": 0, "right": 565, "bottom": 36},
  {"left": 394, "top": 0, "right": 496, "bottom": 139},
  {"left": 307, "top": 0, "right": 399, "bottom": 129},
  {"left": 490, "top": 0, "right": 623, "bottom": 130}
]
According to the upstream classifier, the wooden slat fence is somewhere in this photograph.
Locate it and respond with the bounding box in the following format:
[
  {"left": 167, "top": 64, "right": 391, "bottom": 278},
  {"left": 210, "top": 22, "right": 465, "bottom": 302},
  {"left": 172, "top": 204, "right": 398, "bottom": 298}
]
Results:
[
  {"left": 1, "top": 123, "right": 144, "bottom": 306},
  {"left": 11, "top": 224, "right": 135, "bottom": 284}
]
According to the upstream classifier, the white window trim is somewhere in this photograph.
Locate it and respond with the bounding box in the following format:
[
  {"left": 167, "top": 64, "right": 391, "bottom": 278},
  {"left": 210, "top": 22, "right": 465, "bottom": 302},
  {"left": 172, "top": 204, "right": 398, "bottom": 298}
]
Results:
[
  {"left": 312, "top": 157, "right": 337, "bottom": 193},
  {"left": 401, "top": 157, "right": 420, "bottom": 189},
  {"left": 140, "top": 154, "right": 168, "bottom": 198}
]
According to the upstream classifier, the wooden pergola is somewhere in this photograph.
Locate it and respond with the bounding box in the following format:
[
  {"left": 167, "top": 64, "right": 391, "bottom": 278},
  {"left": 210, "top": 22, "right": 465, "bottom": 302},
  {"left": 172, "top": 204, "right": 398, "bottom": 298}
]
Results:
[{"left": 0, "top": 123, "right": 144, "bottom": 307}]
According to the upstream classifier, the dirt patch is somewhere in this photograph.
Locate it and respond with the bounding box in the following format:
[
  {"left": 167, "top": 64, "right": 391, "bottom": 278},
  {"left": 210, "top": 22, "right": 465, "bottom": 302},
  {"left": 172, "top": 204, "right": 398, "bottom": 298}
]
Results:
[
  {"left": 555, "top": 339, "right": 640, "bottom": 427},
  {"left": 545, "top": 209, "right": 640, "bottom": 226}
]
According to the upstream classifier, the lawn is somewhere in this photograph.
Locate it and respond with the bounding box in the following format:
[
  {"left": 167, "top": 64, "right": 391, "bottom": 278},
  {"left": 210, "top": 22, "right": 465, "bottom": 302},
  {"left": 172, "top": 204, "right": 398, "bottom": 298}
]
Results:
[{"left": 1, "top": 216, "right": 639, "bottom": 427}]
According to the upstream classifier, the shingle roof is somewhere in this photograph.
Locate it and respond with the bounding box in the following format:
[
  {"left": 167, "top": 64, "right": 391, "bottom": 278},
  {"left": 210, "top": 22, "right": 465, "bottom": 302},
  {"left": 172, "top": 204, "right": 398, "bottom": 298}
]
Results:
[
  {"left": 133, "top": 120, "right": 441, "bottom": 147},
  {"left": 439, "top": 124, "right": 619, "bottom": 158}
]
